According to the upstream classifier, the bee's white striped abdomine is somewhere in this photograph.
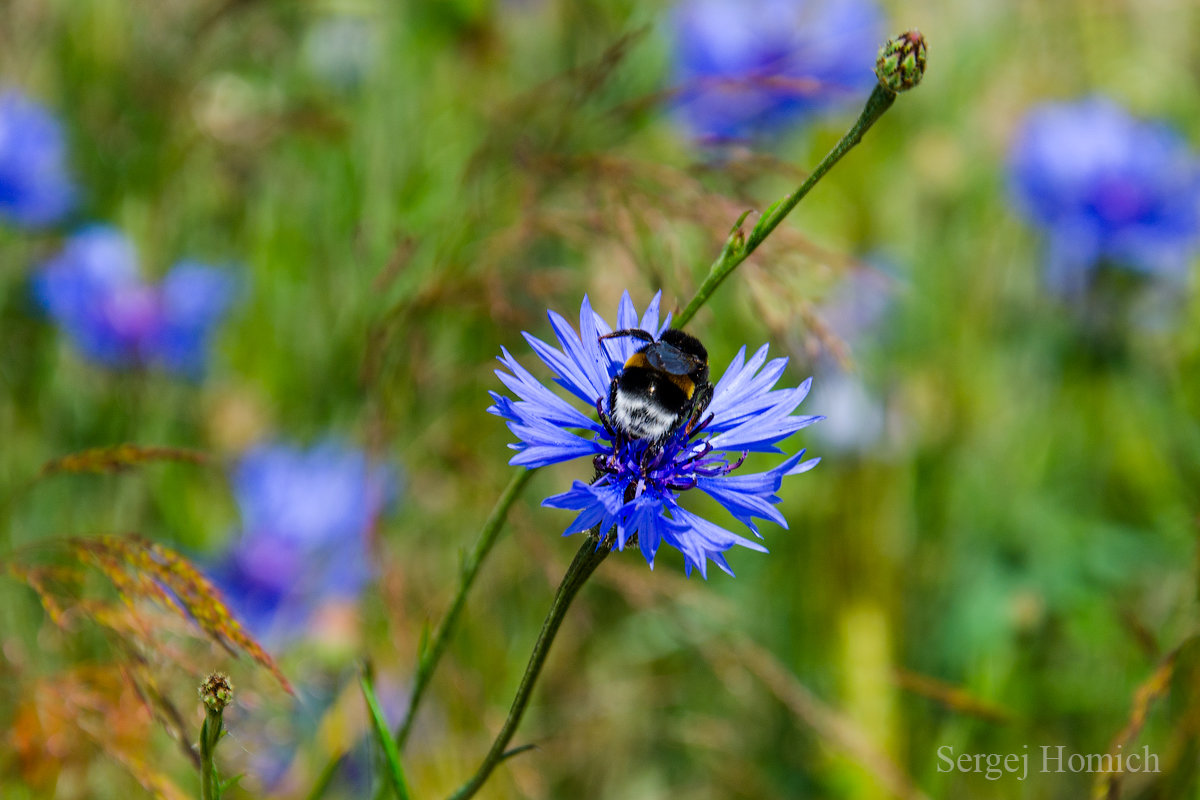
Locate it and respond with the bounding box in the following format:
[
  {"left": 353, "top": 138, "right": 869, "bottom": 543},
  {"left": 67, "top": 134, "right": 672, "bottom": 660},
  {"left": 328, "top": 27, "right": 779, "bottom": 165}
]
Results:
[{"left": 610, "top": 386, "right": 680, "bottom": 443}]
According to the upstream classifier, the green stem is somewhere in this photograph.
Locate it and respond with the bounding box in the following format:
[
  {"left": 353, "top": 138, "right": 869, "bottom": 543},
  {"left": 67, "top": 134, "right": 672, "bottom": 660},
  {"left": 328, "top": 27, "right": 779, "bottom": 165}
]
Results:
[
  {"left": 200, "top": 709, "right": 223, "bottom": 800},
  {"left": 675, "top": 83, "right": 898, "bottom": 329},
  {"left": 396, "top": 468, "right": 536, "bottom": 748},
  {"left": 446, "top": 531, "right": 614, "bottom": 800},
  {"left": 349, "top": 469, "right": 536, "bottom": 800},
  {"left": 304, "top": 756, "right": 340, "bottom": 800}
]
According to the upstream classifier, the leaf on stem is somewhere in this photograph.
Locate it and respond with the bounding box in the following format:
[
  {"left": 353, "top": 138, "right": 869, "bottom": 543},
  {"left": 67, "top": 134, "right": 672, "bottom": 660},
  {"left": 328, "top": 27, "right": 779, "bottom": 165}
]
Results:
[{"left": 360, "top": 670, "right": 412, "bottom": 800}]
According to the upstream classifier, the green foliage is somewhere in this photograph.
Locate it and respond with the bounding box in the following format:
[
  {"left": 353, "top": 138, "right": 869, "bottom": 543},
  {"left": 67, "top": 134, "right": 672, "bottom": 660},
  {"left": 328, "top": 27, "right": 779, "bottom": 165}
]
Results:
[{"left": 360, "top": 667, "right": 413, "bottom": 800}]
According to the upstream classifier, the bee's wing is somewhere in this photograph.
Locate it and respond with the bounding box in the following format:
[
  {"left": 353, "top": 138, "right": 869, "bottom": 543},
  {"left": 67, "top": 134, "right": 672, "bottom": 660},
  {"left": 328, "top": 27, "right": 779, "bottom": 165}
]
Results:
[{"left": 647, "top": 345, "right": 697, "bottom": 376}]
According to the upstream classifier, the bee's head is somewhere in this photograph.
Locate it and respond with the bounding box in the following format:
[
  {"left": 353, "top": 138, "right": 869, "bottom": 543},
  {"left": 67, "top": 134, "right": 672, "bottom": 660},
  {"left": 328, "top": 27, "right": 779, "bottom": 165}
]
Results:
[{"left": 659, "top": 328, "right": 708, "bottom": 382}]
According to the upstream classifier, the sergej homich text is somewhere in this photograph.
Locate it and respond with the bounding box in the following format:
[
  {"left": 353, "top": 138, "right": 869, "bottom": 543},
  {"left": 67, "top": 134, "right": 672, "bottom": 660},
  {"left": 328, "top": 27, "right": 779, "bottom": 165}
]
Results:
[{"left": 937, "top": 745, "right": 1159, "bottom": 781}]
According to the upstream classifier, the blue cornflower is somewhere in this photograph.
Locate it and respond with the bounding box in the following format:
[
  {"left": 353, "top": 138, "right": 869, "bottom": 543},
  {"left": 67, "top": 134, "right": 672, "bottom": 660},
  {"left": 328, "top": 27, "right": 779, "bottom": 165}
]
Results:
[
  {"left": 1009, "top": 97, "right": 1200, "bottom": 293},
  {"left": 207, "top": 441, "right": 396, "bottom": 644},
  {"left": 31, "top": 225, "right": 236, "bottom": 377},
  {"left": 489, "top": 292, "right": 822, "bottom": 578},
  {"left": 668, "top": 0, "right": 885, "bottom": 142},
  {"left": 0, "top": 88, "right": 76, "bottom": 227}
]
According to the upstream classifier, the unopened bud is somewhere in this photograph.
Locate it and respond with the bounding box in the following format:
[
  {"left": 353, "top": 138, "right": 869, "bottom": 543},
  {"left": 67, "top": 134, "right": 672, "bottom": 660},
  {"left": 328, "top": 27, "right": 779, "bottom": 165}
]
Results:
[
  {"left": 200, "top": 672, "right": 234, "bottom": 713},
  {"left": 875, "top": 30, "right": 927, "bottom": 94}
]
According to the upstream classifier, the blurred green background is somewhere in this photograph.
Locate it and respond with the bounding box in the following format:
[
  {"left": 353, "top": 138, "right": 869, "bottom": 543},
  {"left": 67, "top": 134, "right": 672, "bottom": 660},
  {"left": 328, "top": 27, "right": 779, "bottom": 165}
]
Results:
[{"left": 4, "top": 0, "right": 1200, "bottom": 798}]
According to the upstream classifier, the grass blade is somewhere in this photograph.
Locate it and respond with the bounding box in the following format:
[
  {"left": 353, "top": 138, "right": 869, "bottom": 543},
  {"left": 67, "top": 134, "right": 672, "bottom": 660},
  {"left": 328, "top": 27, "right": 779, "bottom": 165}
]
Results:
[{"left": 360, "top": 669, "right": 412, "bottom": 800}]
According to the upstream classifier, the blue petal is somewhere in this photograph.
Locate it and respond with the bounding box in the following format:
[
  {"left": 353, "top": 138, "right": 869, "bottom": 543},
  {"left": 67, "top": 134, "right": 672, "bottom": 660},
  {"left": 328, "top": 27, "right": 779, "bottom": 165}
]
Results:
[
  {"left": 707, "top": 345, "right": 769, "bottom": 418},
  {"left": 577, "top": 295, "right": 617, "bottom": 394},
  {"left": 616, "top": 290, "right": 638, "bottom": 331},
  {"left": 505, "top": 417, "right": 604, "bottom": 468},
  {"left": 603, "top": 290, "right": 643, "bottom": 365},
  {"left": 523, "top": 329, "right": 601, "bottom": 406},
  {"left": 494, "top": 347, "right": 602, "bottom": 432},
  {"left": 641, "top": 291, "right": 666, "bottom": 335},
  {"left": 668, "top": 506, "right": 768, "bottom": 579},
  {"left": 710, "top": 378, "right": 821, "bottom": 452},
  {"left": 788, "top": 456, "right": 821, "bottom": 475},
  {"left": 618, "top": 491, "right": 678, "bottom": 566},
  {"left": 710, "top": 413, "right": 824, "bottom": 453},
  {"left": 706, "top": 354, "right": 791, "bottom": 432},
  {"left": 696, "top": 479, "right": 785, "bottom": 534},
  {"left": 544, "top": 480, "right": 625, "bottom": 536},
  {"left": 695, "top": 449, "right": 812, "bottom": 533}
]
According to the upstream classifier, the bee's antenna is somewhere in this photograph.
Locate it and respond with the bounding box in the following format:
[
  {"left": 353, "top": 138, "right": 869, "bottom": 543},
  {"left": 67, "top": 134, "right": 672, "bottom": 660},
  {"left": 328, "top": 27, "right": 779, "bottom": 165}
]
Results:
[{"left": 599, "top": 328, "right": 656, "bottom": 344}]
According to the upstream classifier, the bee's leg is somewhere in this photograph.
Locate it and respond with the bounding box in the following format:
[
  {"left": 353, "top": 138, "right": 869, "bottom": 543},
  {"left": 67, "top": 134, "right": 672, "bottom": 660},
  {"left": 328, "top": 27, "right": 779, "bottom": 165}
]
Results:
[
  {"left": 693, "top": 382, "right": 714, "bottom": 418},
  {"left": 640, "top": 441, "right": 662, "bottom": 472},
  {"left": 689, "top": 412, "right": 715, "bottom": 437},
  {"left": 595, "top": 395, "right": 615, "bottom": 438},
  {"left": 686, "top": 383, "right": 715, "bottom": 434},
  {"left": 597, "top": 378, "right": 623, "bottom": 439},
  {"left": 594, "top": 390, "right": 625, "bottom": 475}
]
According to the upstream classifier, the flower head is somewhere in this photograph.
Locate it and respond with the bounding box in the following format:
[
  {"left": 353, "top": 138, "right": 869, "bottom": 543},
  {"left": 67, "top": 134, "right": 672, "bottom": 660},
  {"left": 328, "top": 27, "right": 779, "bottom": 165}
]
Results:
[
  {"left": 874, "top": 29, "right": 927, "bottom": 94},
  {"left": 206, "top": 440, "right": 396, "bottom": 645},
  {"left": 1009, "top": 97, "right": 1200, "bottom": 293},
  {"left": 31, "top": 225, "right": 236, "bottom": 377},
  {"left": 0, "top": 88, "right": 76, "bottom": 227},
  {"left": 668, "top": 0, "right": 885, "bottom": 143},
  {"left": 199, "top": 673, "right": 234, "bottom": 713},
  {"left": 489, "top": 293, "right": 821, "bottom": 578}
]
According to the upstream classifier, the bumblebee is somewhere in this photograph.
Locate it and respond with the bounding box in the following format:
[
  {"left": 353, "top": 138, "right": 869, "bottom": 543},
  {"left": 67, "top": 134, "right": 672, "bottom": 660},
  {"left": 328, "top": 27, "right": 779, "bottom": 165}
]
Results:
[{"left": 598, "top": 327, "right": 714, "bottom": 449}]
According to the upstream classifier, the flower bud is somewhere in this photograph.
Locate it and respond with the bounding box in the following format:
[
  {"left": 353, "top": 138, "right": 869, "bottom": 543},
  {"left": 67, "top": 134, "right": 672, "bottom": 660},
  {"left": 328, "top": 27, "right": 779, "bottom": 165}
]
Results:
[
  {"left": 199, "top": 672, "right": 234, "bottom": 713},
  {"left": 875, "top": 30, "right": 927, "bottom": 94}
]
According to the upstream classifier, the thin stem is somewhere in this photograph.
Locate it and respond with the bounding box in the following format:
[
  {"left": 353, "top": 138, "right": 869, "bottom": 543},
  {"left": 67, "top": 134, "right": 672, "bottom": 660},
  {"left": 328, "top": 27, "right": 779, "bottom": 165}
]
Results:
[
  {"left": 200, "top": 710, "right": 222, "bottom": 800},
  {"left": 446, "top": 531, "right": 615, "bottom": 800},
  {"left": 347, "top": 469, "right": 536, "bottom": 800},
  {"left": 675, "top": 84, "right": 898, "bottom": 328},
  {"left": 304, "top": 756, "right": 340, "bottom": 800},
  {"left": 396, "top": 468, "right": 536, "bottom": 749}
]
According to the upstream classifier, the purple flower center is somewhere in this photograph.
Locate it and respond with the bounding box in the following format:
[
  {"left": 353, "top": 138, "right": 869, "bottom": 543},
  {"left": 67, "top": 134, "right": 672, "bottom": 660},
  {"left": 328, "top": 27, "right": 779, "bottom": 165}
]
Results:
[
  {"left": 593, "top": 404, "right": 747, "bottom": 498},
  {"left": 1089, "top": 176, "right": 1153, "bottom": 227}
]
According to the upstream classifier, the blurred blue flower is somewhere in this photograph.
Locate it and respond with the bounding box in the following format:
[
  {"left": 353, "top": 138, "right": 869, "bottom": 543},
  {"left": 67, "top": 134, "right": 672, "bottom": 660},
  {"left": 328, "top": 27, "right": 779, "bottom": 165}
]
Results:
[
  {"left": 303, "top": 14, "right": 378, "bottom": 91},
  {"left": 820, "top": 261, "right": 895, "bottom": 348},
  {"left": 208, "top": 441, "right": 396, "bottom": 645},
  {"left": 810, "top": 263, "right": 895, "bottom": 454},
  {"left": 810, "top": 370, "right": 885, "bottom": 454},
  {"left": 1009, "top": 97, "right": 1200, "bottom": 293},
  {"left": 31, "top": 225, "right": 235, "bottom": 376},
  {"left": 0, "top": 88, "right": 76, "bottom": 227},
  {"left": 489, "top": 292, "right": 821, "bottom": 578},
  {"left": 669, "top": 0, "right": 885, "bottom": 142}
]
